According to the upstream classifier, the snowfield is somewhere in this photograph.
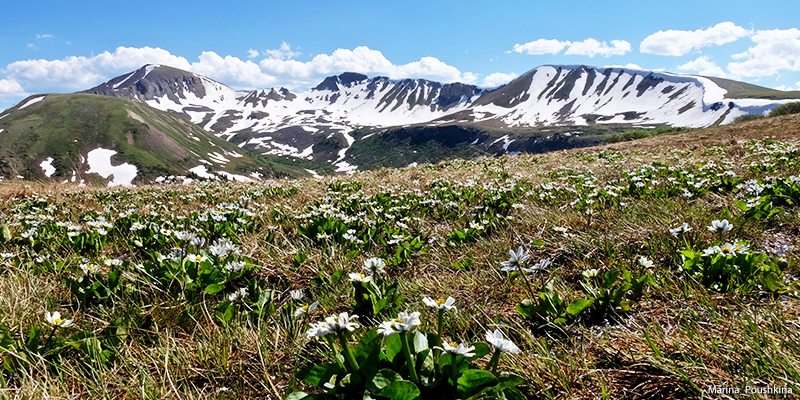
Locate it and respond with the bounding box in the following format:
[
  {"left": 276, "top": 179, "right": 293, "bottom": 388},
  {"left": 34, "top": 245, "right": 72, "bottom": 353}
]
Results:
[{"left": 85, "top": 148, "right": 138, "bottom": 187}]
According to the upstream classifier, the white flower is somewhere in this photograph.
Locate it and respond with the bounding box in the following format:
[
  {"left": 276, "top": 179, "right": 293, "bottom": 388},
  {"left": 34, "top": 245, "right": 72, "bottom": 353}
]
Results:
[
  {"left": 485, "top": 329, "right": 519, "bottom": 353},
  {"left": 294, "top": 301, "right": 319, "bottom": 317},
  {"left": 209, "top": 238, "right": 240, "bottom": 258},
  {"left": 582, "top": 269, "right": 600, "bottom": 279},
  {"left": 423, "top": 296, "right": 456, "bottom": 311},
  {"left": 500, "top": 246, "right": 529, "bottom": 272},
  {"left": 187, "top": 254, "right": 207, "bottom": 263},
  {"left": 80, "top": 263, "right": 99, "bottom": 274},
  {"left": 104, "top": 258, "right": 123, "bottom": 267},
  {"left": 321, "top": 312, "right": 359, "bottom": 333},
  {"left": 224, "top": 260, "right": 246, "bottom": 272},
  {"left": 363, "top": 258, "right": 386, "bottom": 275},
  {"left": 348, "top": 273, "right": 373, "bottom": 283},
  {"left": 377, "top": 311, "right": 422, "bottom": 336},
  {"left": 669, "top": 222, "right": 691, "bottom": 236},
  {"left": 638, "top": 256, "right": 654, "bottom": 269},
  {"left": 130, "top": 222, "right": 145, "bottom": 231},
  {"left": 708, "top": 219, "right": 733, "bottom": 233},
  {"left": 45, "top": 311, "right": 73, "bottom": 328},
  {"left": 305, "top": 321, "right": 332, "bottom": 338},
  {"left": 523, "top": 258, "right": 551, "bottom": 273},
  {"left": 435, "top": 341, "right": 476, "bottom": 357},
  {"left": 290, "top": 289, "right": 303, "bottom": 300},
  {"left": 228, "top": 288, "right": 247, "bottom": 302}
]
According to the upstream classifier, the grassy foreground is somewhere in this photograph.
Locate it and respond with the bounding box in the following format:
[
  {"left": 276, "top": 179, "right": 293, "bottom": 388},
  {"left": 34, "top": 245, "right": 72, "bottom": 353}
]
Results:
[{"left": 1, "top": 115, "right": 800, "bottom": 399}]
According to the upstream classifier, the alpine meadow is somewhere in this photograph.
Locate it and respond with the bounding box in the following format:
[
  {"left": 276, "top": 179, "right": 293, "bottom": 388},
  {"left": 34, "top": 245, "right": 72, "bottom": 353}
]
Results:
[{"left": 3, "top": 3, "right": 800, "bottom": 398}]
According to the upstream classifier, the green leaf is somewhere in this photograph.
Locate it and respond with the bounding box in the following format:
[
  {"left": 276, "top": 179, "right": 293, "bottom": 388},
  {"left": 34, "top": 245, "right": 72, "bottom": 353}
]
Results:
[
  {"left": 377, "top": 381, "right": 420, "bottom": 400},
  {"left": 496, "top": 373, "right": 525, "bottom": 389},
  {"left": 566, "top": 299, "right": 593, "bottom": 316},
  {"left": 366, "top": 369, "right": 403, "bottom": 392},
  {"left": 467, "top": 343, "right": 491, "bottom": 361},
  {"left": 299, "top": 363, "right": 342, "bottom": 388},
  {"left": 384, "top": 334, "right": 402, "bottom": 362},
  {"left": 457, "top": 369, "right": 497, "bottom": 397},
  {"left": 204, "top": 283, "right": 225, "bottom": 295},
  {"left": 285, "top": 392, "right": 308, "bottom": 400},
  {"left": 499, "top": 387, "right": 527, "bottom": 400},
  {"left": 1, "top": 225, "right": 11, "bottom": 242},
  {"left": 412, "top": 330, "right": 428, "bottom": 352}
]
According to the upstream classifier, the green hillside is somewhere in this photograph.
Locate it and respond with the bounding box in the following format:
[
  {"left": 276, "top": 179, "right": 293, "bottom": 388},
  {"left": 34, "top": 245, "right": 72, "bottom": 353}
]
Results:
[{"left": 0, "top": 93, "right": 319, "bottom": 183}]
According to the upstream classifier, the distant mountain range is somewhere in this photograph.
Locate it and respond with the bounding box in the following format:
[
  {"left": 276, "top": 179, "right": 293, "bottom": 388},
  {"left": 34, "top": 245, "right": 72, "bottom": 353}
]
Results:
[{"left": 1, "top": 64, "right": 798, "bottom": 185}]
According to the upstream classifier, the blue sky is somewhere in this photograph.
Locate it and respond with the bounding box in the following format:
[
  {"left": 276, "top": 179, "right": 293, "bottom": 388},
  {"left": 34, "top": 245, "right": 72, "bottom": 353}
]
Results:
[{"left": 2, "top": 0, "right": 800, "bottom": 110}]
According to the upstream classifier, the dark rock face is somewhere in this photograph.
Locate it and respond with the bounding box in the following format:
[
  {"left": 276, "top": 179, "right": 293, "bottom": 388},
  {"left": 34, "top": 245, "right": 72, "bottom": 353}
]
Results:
[{"left": 83, "top": 65, "right": 215, "bottom": 104}]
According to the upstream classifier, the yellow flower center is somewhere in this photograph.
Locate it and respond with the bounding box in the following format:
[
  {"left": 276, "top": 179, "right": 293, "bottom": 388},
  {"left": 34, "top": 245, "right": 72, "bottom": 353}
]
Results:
[
  {"left": 449, "top": 342, "right": 459, "bottom": 348},
  {"left": 722, "top": 247, "right": 731, "bottom": 253},
  {"left": 54, "top": 318, "right": 62, "bottom": 324},
  {"left": 301, "top": 305, "right": 309, "bottom": 311},
  {"left": 435, "top": 299, "right": 446, "bottom": 306}
]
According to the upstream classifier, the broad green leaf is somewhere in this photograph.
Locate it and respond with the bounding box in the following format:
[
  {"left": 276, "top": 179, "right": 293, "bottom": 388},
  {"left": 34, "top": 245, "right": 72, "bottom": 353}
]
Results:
[
  {"left": 384, "top": 334, "right": 402, "bottom": 362},
  {"left": 366, "top": 369, "right": 403, "bottom": 392},
  {"left": 204, "top": 283, "right": 225, "bottom": 295},
  {"left": 412, "top": 330, "right": 428, "bottom": 352},
  {"left": 566, "top": 299, "right": 593, "bottom": 316},
  {"left": 285, "top": 392, "right": 308, "bottom": 400},
  {"left": 377, "top": 381, "right": 420, "bottom": 400},
  {"left": 457, "top": 369, "right": 497, "bottom": 397},
  {"left": 299, "top": 363, "right": 341, "bottom": 388}
]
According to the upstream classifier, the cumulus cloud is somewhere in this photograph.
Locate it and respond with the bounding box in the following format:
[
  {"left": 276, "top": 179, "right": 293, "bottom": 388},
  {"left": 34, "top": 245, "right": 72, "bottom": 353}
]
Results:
[
  {"left": 247, "top": 49, "right": 259, "bottom": 59},
  {"left": 1, "top": 45, "right": 477, "bottom": 96},
  {"left": 265, "top": 42, "right": 301, "bottom": 60},
  {"left": 0, "top": 78, "right": 26, "bottom": 98},
  {"left": 727, "top": 28, "right": 800, "bottom": 77},
  {"left": 481, "top": 72, "right": 518, "bottom": 87},
  {"left": 640, "top": 22, "right": 751, "bottom": 56},
  {"left": 513, "top": 38, "right": 630, "bottom": 57},
  {"left": 678, "top": 56, "right": 728, "bottom": 78},
  {"left": 513, "top": 39, "right": 568, "bottom": 55},
  {"left": 603, "top": 63, "right": 644, "bottom": 70},
  {"left": 258, "top": 46, "right": 476, "bottom": 86},
  {"left": 565, "top": 39, "right": 631, "bottom": 57}
]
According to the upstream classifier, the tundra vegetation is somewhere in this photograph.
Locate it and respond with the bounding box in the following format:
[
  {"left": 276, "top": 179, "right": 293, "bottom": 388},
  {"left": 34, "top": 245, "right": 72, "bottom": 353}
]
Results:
[{"left": 0, "top": 115, "right": 799, "bottom": 399}]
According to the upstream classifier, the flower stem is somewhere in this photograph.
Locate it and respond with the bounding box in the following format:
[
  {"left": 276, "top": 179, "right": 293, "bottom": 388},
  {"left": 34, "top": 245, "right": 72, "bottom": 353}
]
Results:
[
  {"left": 450, "top": 355, "right": 460, "bottom": 385},
  {"left": 434, "top": 309, "right": 444, "bottom": 361},
  {"left": 518, "top": 269, "right": 536, "bottom": 301},
  {"left": 336, "top": 331, "right": 359, "bottom": 374},
  {"left": 486, "top": 349, "right": 502, "bottom": 375},
  {"left": 400, "top": 331, "right": 420, "bottom": 384},
  {"left": 325, "top": 335, "right": 346, "bottom": 371}
]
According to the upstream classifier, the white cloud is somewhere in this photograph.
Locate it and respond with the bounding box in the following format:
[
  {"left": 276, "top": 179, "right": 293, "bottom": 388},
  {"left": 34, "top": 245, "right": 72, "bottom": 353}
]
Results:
[
  {"left": 513, "top": 39, "right": 568, "bottom": 55},
  {"left": 247, "top": 49, "right": 259, "bottom": 59},
  {"left": 513, "top": 38, "right": 630, "bottom": 57},
  {"left": 258, "top": 46, "right": 476, "bottom": 86},
  {"left": 481, "top": 72, "right": 518, "bottom": 87},
  {"left": 727, "top": 28, "right": 800, "bottom": 77},
  {"left": 603, "top": 63, "right": 644, "bottom": 70},
  {"left": 2, "top": 45, "right": 476, "bottom": 96},
  {"left": 565, "top": 39, "right": 631, "bottom": 57},
  {"left": 265, "top": 42, "right": 301, "bottom": 60},
  {"left": 36, "top": 34, "right": 53, "bottom": 40},
  {"left": 0, "top": 78, "right": 26, "bottom": 98},
  {"left": 27, "top": 44, "right": 39, "bottom": 50},
  {"left": 640, "top": 22, "right": 751, "bottom": 56},
  {"left": 678, "top": 56, "right": 729, "bottom": 78}
]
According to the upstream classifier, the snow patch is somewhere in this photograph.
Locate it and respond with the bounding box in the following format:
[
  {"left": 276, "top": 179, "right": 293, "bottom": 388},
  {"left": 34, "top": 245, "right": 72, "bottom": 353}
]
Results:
[
  {"left": 18, "top": 96, "right": 44, "bottom": 110},
  {"left": 188, "top": 165, "right": 217, "bottom": 180},
  {"left": 207, "top": 152, "right": 230, "bottom": 164},
  {"left": 334, "top": 161, "right": 358, "bottom": 174},
  {"left": 305, "top": 169, "right": 322, "bottom": 178},
  {"left": 40, "top": 157, "right": 56, "bottom": 178},
  {"left": 0, "top": 114, "right": 8, "bottom": 120},
  {"left": 85, "top": 148, "right": 138, "bottom": 187},
  {"left": 217, "top": 171, "right": 253, "bottom": 182}
]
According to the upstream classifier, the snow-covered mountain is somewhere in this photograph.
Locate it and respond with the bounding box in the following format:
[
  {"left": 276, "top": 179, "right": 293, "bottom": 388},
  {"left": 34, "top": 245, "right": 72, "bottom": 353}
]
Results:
[{"left": 84, "top": 64, "right": 797, "bottom": 172}]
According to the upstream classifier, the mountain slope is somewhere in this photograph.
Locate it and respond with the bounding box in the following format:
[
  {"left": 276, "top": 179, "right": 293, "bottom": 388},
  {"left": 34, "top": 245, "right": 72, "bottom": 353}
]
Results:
[{"left": 0, "top": 93, "right": 316, "bottom": 185}]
